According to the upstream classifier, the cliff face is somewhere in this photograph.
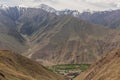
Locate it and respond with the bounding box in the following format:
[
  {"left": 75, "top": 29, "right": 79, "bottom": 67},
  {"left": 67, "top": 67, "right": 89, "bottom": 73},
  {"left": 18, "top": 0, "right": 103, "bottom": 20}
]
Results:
[{"left": 74, "top": 48, "right": 120, "bottom": 80}]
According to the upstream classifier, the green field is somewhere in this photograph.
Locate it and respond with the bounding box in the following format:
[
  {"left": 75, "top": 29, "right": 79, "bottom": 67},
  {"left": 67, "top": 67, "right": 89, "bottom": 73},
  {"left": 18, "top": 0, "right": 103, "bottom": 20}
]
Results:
[{"left": 48, "top": 64, "right": 90, "bottom": 72}]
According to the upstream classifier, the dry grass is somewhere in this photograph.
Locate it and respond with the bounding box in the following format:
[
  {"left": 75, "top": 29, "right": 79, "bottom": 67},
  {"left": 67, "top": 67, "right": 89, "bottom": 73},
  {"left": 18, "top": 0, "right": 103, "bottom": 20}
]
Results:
[
  {"left": 0, "top": 50, "right": 65, "bottom": 80},
  {"left": 74, "top": 48, "right": 120, "bottom": 80}
]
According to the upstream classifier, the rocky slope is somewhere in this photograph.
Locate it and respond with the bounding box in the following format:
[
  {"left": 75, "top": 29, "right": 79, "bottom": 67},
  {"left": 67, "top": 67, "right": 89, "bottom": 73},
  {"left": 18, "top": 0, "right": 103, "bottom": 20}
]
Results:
[
  {"left": 74, "top": 48, "right": 120, "bottom": 80},
  {"left": 0, "top": 50, "right": 65, "bottom": 80},
  {"left": 0, "top": 6, "right": 27, "bottom": 53},
  {"left": 1, "top": 6, "right": 120, "bottom": 65},
  {"left": 28, "top": 15, "right": 116, "bottom": 65},
  {"left": 80, "top": 10, "right": 120, "bottom": 28}
]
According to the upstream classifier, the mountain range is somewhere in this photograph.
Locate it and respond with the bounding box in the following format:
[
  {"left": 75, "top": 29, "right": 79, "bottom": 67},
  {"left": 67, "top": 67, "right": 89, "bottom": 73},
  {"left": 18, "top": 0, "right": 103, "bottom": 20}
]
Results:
[{"left": 0, "top": 4, "right": 120, "bottom": 65}]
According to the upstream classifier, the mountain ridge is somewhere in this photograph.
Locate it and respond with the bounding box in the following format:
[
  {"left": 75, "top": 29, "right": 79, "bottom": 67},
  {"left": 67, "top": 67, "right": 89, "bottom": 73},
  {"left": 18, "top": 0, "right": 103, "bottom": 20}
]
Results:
[
  {"left": 0, "top": 6, "right": 120, "bottom": 65},
  {"left": 74, "top": 48, "right": 120, "bottom": 80},
  {"left": 0, "top": 50, "right": 65, "bottom": 80}
]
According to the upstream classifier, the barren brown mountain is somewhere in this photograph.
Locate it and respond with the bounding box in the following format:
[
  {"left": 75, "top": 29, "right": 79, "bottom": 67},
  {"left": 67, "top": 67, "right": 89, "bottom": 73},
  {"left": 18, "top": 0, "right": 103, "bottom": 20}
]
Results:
[
  {"left": 0, "top": 50, "right": 65, "bottom": 80},
  {"left": 1, "top": 7, "right": 120, "bottom": 65},
  {"left": 74, "top": 48, "right": 120, "bottom": 80},
  {"left": 28, "top": 15, "right": 120, "bottom": 65}
]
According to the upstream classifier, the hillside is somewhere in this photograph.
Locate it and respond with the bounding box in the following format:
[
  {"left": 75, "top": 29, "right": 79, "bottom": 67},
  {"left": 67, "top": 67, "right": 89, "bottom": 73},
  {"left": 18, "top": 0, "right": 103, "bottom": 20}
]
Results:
[
  {"left": 74, "top": 48, "right": 120, "bottom": 80},
  {"left": 0, "top": 50, "right": 65, "bottom": 80},
  {"left": 80, "top": 10, "right": 120, "bottom": 28},
  {"left": 1, "top": 6, "right": 120, "bottom": 65},
  {"left": 28, "top": 15, "right": 120, "bottom": 65},
  {"left": 0, "top": 7, "right": 27, "bottom": 53}
]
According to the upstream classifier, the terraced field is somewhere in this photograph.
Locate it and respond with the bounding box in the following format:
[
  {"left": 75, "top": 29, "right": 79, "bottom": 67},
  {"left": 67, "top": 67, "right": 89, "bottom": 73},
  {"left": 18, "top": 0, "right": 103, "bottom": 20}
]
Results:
[{"left": 48, "top": 64, "right": 90, "bottom": 78}]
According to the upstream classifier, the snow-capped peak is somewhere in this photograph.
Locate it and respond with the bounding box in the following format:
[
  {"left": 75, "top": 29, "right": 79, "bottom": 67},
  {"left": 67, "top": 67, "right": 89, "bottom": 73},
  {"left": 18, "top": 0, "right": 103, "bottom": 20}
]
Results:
[
  {"left": 18, "top": 5, "right": 28, "bottom": 8},
  {"left": 57, "top": 9, "right": 81, "bottom": 17},
  {"left": 38, "top": 4, "right": 56, "bottom": 13},
  {"left": 0, "top": 4, "right": 9, "bottom": 10}
]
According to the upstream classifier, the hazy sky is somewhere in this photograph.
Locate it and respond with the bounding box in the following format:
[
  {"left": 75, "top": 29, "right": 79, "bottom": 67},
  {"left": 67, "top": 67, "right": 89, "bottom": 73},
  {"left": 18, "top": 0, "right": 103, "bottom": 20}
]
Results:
[{"left": 0, "top": 0, "right": 120, "bottom": 11}]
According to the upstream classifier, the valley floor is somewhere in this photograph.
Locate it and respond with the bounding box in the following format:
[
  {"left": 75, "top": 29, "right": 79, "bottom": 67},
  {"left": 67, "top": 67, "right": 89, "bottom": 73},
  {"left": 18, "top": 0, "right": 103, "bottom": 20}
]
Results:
[{"left": 47, "top": 64, "right": 90, "bottom": 79}]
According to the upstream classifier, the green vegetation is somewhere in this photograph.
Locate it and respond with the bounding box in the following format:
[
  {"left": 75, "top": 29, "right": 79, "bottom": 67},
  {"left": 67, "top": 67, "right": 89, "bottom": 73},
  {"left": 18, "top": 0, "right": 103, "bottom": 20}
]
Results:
[
  {"left": 48, "top": 64, "right": 90, "bottom": 72},
  {"left": 47, "top": 64, "right": 90, "bottom": 79}
]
